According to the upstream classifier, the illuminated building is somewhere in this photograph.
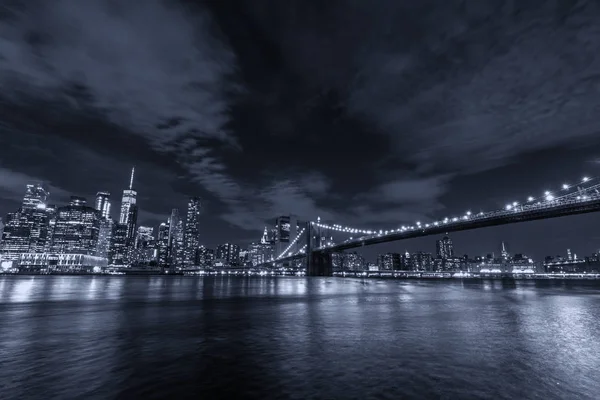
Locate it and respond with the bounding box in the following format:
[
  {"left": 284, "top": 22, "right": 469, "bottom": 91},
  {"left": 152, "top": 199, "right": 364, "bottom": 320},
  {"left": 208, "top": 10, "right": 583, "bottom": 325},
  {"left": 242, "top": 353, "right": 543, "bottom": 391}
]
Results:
[
  {"left": 50, "top": 196, "right": 101, "bottom": 255},
  {"left": 18, "top": 253, "right": 107, "bottom": 273},
  {"left": 125, "top": 204, "right": 138, "bottom": 241},
  {"left": 501, "top": 242, "right": 510, "bottom": 260},
  {"left": 344, "top": 252, "right": 365, "bottom": 270},
  {"left": 247, "top": 227, "right": 274, "bottom": 266},
  {"left": 377, "top": 253, "right": 401, "bottom": 270},
  {"left": 197, "top": 245, "right": 215, "bottom": 268},
  {"left": 331, "top": 251, "right": 365, "bottom": 272},
  {"left": 96, "top": 218, "right": 113, "bottom": 258},
  {"left": 1, "top": 184, "right": 52, "bottom": 260},
  {"left": 109, "top": 223, "right": 129, "bottom": 266},
  {"left": 0, "top": 212, "right": 31, "bottom": 260},
  {"left": 28, "top": 204, "right": 51, "bottom": 253},
  {"left": 411, "top": 251, "right": 433, "bottom": 271},
  {"left": 436, "top": 235, "right": 454, "bottom": 259},
  {"left": 216, "top": 243, "right": 240, "bottom": 267},
  {"left": 95, "top": 192, "right": 111, "bottom": 219},
  {"left": 132, "top": 226, "right": 155, "bottom": 263},
  {"left": 157, "top": 221, "right": 170, "bottom": 268},
  {"left": 22, "top": 183, "right": 49, "bottom": 210},
  {"left": 119, "top": 168, "right": 137, "bottom": 224},
  {"left": 184, "top": 197, "right": 201, "bottom": 266},
  {"left": 168, "top": 208, "right": 184, "bottom": 269},
  {"left": 44, "top": 204, "right": 57, "bottom": 252}
]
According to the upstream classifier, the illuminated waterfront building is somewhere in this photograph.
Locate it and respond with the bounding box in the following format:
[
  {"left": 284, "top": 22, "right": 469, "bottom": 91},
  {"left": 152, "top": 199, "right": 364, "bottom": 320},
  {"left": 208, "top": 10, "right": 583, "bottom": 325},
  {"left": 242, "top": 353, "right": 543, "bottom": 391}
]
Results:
[
  {"left": 184, "top": 197, "right": 201, "bottom": 266},
  {"left": 377, "top": 253, "right": 401, "bottom": 271},
  {"left": 0, "top": 212, "right": 31, "bottom": 260},
  {"left": 247, "top": 227, "right": 274, "bottom": 266},
  {"left": 156, "top": 221, "right": 170, "bottom": 268},
  {"left": 96, "top": 218, "right": 114, "bottom": 258},
  {"left": 436, "top": 235, "right": 454, "bottom": 259},
  {"left": 50, "top": 196, "right": 100, "bottom": 255},
  {"left": 109, "top": 223, "right": 129, "bottom": 266},
  {"left": 1, "top": 184, "right": 53, "bottom": 260},
  {"left": 197, "top": 245, "right": 215, "bottom": 268},
  {"left": 132, "top": 225, "right": 155, "bottom": 263},
  {"left": 95, "top": 192, "right": 111, "bottom": 219},
  {"left": 168, "top": 209, "right": 184, "bottom": 269},
  {"left": 19, "top": 253, "right": 107, "bottom": 273},
  {"left": 216, "top": 243, "right": 240, "bottom": 267}
]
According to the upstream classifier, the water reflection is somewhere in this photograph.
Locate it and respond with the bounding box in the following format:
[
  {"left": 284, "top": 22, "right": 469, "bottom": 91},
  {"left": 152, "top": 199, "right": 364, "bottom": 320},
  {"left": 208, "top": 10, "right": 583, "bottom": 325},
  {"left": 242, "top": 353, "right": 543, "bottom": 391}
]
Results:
[{"left": 0, "top": 276, "right": 599, "bottom": 400}]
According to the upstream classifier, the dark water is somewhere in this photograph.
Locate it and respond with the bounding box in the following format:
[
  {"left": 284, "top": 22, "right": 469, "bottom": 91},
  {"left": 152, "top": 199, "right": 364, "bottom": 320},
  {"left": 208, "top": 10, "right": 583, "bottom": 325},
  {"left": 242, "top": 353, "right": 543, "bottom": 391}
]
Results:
[{"left": 1, "top": 277, "right": 599, "bottom": 399}]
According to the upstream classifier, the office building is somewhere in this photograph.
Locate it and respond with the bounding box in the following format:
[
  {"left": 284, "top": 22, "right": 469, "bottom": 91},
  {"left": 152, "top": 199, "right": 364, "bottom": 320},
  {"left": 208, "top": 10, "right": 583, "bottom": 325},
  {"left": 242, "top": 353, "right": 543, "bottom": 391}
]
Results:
[
  {"left": 157, "top": 221, "right": 170, "bottom": 268},
  {"left": 132, "top": 225, "right": 155, "bottom": 263},
  {"left": 377, "top": 253, "right": 401, "bottom": 270},
  {"left": 50, "top": 196, "right": 100, "bottom": 255},
  {"left": 168, "top": 209, "right": 184, "bottom": 268},
  {"left": 216, "top": 243, "right": 240, "bottom": 267},
  {"left": 184, "top": 197, "right": 201, "bottom": 266},
  {"left": 95, "top": 192, "right": 111, "bottom": 219},
  {"left": 95, "top": 218, "right": 114, "bottom": 258},
  {"left": 197, "top": 246, "right": 215, "bottom": 268},
  {"left": 108, "top": 223, "right": 129, "bottom": 266},
  {"left": 436, "top": 235, "right": 454, "bottom": 259},
  {"left": 22, "top": 183, "right": 49, "bottom": 210}
]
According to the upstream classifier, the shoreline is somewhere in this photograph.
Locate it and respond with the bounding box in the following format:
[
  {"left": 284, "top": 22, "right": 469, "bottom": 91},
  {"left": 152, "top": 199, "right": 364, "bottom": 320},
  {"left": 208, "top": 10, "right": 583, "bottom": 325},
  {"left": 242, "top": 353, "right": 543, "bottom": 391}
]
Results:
[{"left": 1, "top": 272, "right": 600, "bottom": 281}]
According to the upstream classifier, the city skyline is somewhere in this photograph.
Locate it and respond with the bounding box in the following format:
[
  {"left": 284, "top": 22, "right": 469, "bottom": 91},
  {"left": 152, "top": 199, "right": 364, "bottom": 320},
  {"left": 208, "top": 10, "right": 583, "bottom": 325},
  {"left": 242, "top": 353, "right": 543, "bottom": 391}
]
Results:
[
  {"left": 2, "top": 173, "right": 600, "bottom": 263},
  {"left": 2, "top": 1, "right": 600, "bottom": 258},
  {"left": 2, "top": 176, "right": 599, "bottom": 271}
]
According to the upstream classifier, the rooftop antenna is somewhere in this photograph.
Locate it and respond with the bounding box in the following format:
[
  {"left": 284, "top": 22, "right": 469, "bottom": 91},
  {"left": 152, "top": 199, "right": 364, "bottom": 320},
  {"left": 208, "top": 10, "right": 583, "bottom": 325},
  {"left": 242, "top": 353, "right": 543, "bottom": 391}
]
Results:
[{"left": 129, "top": 167, "right": 135, "bottom": 190}]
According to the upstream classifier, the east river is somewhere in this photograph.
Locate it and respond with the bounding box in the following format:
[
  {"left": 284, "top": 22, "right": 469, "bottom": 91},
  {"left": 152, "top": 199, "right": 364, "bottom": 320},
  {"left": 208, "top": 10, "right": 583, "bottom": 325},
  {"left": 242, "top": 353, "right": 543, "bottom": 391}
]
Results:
[{"left": 1, "top": 276, "right": 599, "bottom": 399}]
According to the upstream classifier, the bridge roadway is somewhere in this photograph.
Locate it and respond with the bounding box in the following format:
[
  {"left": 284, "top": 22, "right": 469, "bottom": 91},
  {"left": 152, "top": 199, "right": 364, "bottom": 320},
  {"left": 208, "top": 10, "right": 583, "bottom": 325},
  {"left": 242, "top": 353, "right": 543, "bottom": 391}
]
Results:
[
  {"left": 317, "top": 195, "right": 600, "bottom": 253},
  {"left": 272, "top": 194, "right": 600, "bottom": 267}
]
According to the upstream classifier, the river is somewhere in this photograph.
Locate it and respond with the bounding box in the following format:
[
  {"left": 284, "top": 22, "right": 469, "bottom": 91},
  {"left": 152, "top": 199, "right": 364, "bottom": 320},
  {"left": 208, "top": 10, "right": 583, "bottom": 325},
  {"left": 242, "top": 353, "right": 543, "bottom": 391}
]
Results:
[{"left": 0, "top": 276, "right": 598, "bottom": 399}]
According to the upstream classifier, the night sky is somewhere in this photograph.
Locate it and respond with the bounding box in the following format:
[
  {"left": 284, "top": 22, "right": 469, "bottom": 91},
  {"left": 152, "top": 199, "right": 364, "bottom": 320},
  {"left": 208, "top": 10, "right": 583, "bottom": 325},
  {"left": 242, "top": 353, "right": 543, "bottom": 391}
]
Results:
[{"left": 1, "top": 0, "right": 600, "bottom": 260}]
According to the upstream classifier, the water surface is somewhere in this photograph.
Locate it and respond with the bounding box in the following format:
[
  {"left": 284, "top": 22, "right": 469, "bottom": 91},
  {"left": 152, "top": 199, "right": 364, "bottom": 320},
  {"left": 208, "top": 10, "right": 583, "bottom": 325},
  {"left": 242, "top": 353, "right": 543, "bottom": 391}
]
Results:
[{"left": 0, "top": 276, "right": 599, "bottom": 399}]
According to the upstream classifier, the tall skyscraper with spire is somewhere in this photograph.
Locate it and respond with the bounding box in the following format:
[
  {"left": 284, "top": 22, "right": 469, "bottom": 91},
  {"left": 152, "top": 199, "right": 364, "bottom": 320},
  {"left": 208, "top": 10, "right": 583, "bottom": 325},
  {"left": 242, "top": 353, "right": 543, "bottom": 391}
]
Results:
[
  {"left": 119, "top": 167, "right": 137, "bottom": 224},
  {"left": 501, "top": 242, "right": 509, "bottom": 259},
  {"left": 184, "top": 197, "right": 201, "bottom": 267}
]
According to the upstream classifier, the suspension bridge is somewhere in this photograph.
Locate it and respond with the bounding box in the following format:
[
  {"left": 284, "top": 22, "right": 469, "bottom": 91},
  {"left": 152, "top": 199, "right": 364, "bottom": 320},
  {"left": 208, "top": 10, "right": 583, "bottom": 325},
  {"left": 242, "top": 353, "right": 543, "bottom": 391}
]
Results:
[{"left": 263, "top": 175, "right": 600, "bottom": 276}]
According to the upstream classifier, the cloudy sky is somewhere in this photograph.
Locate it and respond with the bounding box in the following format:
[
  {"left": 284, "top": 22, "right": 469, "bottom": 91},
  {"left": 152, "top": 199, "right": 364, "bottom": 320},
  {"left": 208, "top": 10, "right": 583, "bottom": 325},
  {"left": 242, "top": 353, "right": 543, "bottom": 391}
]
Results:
[{"left": 1, "top": 0, "right": 600, "bottom": 259}]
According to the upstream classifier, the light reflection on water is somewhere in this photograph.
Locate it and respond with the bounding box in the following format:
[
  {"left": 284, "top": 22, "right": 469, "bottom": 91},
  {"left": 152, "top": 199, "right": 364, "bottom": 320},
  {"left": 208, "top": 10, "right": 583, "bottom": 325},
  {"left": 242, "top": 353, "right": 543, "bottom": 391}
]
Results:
[{"left": 0, "top": 276, "right": 599, "bottom": 400}]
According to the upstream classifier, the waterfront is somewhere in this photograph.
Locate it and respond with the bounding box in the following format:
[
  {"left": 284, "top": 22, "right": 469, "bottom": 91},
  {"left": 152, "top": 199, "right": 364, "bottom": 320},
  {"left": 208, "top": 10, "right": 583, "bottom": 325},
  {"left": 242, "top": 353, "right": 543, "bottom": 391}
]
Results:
[{"left": 1, "top": 276, "right": 599, "bottom": 399}]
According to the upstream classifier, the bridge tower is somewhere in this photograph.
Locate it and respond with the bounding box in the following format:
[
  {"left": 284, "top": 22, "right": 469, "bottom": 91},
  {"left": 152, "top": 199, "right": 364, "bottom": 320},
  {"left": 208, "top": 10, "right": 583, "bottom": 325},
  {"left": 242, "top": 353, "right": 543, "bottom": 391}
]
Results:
[{"left": 306, "top": 221, "right": 333, "bottom": 276}]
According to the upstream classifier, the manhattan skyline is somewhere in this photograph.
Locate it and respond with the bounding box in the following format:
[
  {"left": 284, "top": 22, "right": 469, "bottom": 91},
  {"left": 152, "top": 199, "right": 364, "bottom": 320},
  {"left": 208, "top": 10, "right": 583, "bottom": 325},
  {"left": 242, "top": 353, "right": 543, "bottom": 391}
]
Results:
[{"left": 2, "top": 0, "right": 600, "bottom": 259}]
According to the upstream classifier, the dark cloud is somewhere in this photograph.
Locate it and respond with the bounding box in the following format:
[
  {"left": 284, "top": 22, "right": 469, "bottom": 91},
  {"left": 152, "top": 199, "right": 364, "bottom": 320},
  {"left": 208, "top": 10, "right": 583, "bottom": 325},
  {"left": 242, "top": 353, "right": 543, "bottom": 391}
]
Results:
[{"left": 1, "top": 0, "right": 600, "bottom": 256}]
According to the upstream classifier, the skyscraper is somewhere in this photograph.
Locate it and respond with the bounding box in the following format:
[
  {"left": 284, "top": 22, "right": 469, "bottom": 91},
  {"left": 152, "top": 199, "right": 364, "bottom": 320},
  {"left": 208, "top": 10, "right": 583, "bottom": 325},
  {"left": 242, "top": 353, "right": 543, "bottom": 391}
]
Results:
[
  {"left": 95, "top": 192, "right": 111, "bottom": 219},
  {"left": 184, "top": 197, "right": 201, "bottom": 267},
  {"left": 0, "top": 212, "right": 31, "bottom": 260},
  {"left": 436, "top": 235, "right": 454, "bottom": 259},
  {"left": 96, "top": 218, "right": 114, "bottom": 258},
  {"left": 0, "top": 184, "right": 52, "bottom": 260},
  {"left": 168, "top": 209, "right": 184, "bottom": 269},
  {"left": 157, "top": 221, "right": 170, "bottom": 268},
  {"left": 109, "top": 223, "right": 129, "bottom": 266},
  {"left": 125, "top": 204, "right": 138, "bottom": 241},
  {"left": 197, "top": 245, "right": 215, "bottom": 268},
  {"left": 119, "top": 168, "right": 137, "bottom": 224},
  {"left": 50, "top": 196, "right": 100, "bottom": 255},
  {"left": 132, "top": 225, "right": 155, "bottom": 263},
  {"left": 216, "top": 243, "right": 240, "bottom": 267},
  {"left": 22, "top": 184, "right": 49, "bottom": 210}
]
